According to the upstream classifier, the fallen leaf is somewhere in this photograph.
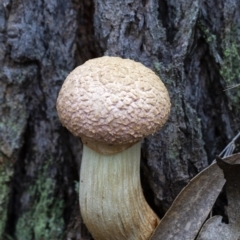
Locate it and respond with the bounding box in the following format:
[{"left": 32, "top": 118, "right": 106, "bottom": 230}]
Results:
[
  {"left": 150, "top": 153, "right": 240, "bottom": 240},
  {"left": 196, "top": 216, "right": 232, "bottom": 240},
  {"left": 197, "top": 154, "right": 240, "bottom": 240}
]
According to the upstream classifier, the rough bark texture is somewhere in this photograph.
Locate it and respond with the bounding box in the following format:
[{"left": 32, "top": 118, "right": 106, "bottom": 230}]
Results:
[
  {"left": 0, "top": 0, "right": 100, "bottom": 239},
  {"left": 0, "top": 0, "right": 239, "bottom": 239}
]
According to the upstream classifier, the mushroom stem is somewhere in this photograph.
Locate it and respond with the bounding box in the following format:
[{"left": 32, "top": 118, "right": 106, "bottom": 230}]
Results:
[{"left": 79, "top": 142, "right": 160, "bottom": 240}]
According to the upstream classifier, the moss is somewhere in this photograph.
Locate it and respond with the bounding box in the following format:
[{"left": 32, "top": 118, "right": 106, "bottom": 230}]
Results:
[
  {"left": 198, "top": 22, "right": 217, "bottom": 44},
  {"left": 15, "top": 161, "right": 64, "bottom": 240},
  {"left": 153, "top": 61, "right": 174, "bottom": 86},
  {"left": 0, "top": 160, "right": 13, "bottom": 238},
  {"left": 74, "top": 180, "right": 79, "bottom": 195},
  {"left": 153, "top": 61, "right": 163, "bottom": 74},
  {"left": 197, "top": 22, "right": 240, "bottom": 110},
  {"left": 0, "top": 100, "right": 27, "bottom": 158},
  {"left": 168, "top": 147, "right": 179, "bottom": 160},
  {"left": 220, "top": 27, "right": 240, "bottom": 109}
]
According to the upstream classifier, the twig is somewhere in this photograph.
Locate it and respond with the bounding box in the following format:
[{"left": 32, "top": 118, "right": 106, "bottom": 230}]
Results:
[
  {"left": 210, "top": 132, "right": 240, "bottom": 165},
  {"left": 224, "top": 84, "right": 240, "bottom": 91},
  {"left": 218, "top": 132, "right": 240, "bottom": 157}
]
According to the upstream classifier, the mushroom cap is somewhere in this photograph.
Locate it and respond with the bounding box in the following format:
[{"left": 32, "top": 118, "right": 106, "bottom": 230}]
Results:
[{"left": 57, "top": 56, "right": 171, "bottom": 148}]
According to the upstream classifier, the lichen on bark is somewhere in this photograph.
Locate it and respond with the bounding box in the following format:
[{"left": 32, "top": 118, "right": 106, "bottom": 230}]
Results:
[
  {"left": 15, "top": 160, "right": 64, "bottom": 240},
  {"left": 0, "top": 162, "right": 13, "bottom": 238},
  {"left": 220, "top": 25, "right": 240, "bottom": 109}
]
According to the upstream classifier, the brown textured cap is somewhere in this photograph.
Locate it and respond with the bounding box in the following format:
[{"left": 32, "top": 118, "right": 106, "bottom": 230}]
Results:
[{"left": 56, "top": 56, "right": 171, "bottom": 150}]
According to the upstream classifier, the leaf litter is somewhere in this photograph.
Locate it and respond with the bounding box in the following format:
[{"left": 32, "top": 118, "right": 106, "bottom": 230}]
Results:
[{"left": 150, "top": 132, "right": 240, "bottom": 240}]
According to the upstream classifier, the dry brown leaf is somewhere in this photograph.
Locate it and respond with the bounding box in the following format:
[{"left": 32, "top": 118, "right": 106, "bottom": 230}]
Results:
[
  {"left": 197, "top": 216, "right": 232, "bottom": 240},
  {"left": 197, "top": 154, "right": 240, "bottom": 240},
  {"left": 150, "top": 153, "right": 240, "bottom": 240}
]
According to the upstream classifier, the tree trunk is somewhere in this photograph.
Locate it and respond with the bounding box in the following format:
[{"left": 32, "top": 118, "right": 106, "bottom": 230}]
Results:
[{"left": 0, "top": 0, "right": 239, "bottom": 239}]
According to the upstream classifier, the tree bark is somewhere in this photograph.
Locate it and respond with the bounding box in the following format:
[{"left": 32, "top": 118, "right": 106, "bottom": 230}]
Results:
[
  {"left": 0, "top": 0, "right": 100, "bottom": 239},
  {"left": 0, "top": 0, "right": 239, "bottom": 239}
]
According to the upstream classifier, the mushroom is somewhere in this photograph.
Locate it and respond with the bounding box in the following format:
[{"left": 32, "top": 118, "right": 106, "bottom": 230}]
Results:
[{"left": 56, "top": 56, "right": 171, "bottom": 240}]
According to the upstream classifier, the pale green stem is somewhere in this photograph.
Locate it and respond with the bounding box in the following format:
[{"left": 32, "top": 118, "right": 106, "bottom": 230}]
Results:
[{"left": 79, "top": 142, "right": 159, "bottom": 240}]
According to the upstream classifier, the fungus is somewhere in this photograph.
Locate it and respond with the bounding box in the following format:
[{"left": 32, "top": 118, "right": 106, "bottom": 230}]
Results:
[{"left": 56, "top": 56, "right": 171, "bottom": 240}]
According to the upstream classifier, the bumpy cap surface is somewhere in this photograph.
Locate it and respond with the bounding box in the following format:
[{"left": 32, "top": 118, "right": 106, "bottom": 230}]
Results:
[{"left": 56, "top": 56, "right": 171, "bottom": 147}]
